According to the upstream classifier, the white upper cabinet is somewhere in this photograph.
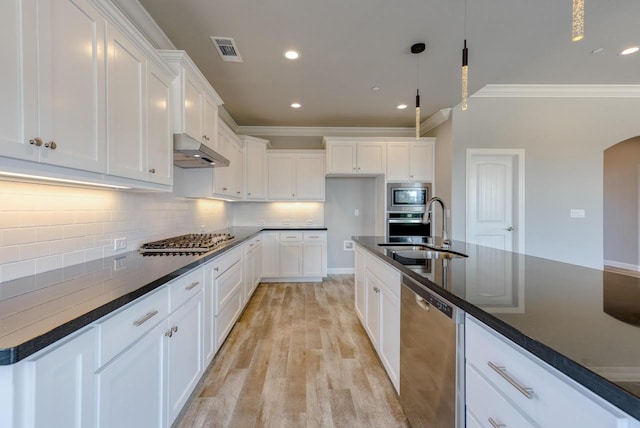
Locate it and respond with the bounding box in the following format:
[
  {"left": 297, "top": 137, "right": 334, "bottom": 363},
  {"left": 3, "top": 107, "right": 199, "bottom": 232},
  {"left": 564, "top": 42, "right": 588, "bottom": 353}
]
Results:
[
  {"left": 146, "top": 61, "right": 174, "bottom": 185},
  {"left": 215, "top": 120, "right": 244, "bottom": 199},
  {"left": 324, "top": 138, "right": 386, "bottom": 175},
  {"left": 160, "top": 51, "right": 222, "bottom": 149},
  {"left": 386, "top": 139, "right": 435, "bottom": 182},
  {"left": 23, "top": 0, "right": 107, "bottom": 173},
  {"left": 243, "top": 136, "right": 269, "bottom": 200},
  {"left": 267, "top": 150, "right": 325, "bottom": 201}
]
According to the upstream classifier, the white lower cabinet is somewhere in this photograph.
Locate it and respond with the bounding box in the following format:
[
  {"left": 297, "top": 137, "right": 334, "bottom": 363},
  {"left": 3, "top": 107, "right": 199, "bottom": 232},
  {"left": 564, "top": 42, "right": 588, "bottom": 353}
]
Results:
[
  {"left": 465, "top": 315, "right": 639, "bottom": 428},
  {"left": 263, "top": 231, "right": 327, "bottom": 281},
  {"left": 22, "top": 328, "right": 96, "bottom": 428},
  {"left": 244, "top": 237, "right": 263, "bottom": 300},
  {"left": 96, "top": 321, "right": 166, "bottom": 428},
  {"left": 354, "top": 244, "right": 401, "bottom": 392}
]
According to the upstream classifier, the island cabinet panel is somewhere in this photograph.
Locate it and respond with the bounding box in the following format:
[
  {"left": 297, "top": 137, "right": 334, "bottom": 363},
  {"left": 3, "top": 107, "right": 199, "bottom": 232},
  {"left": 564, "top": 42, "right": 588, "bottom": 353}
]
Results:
[
  {"left": 261, "top": 232, "right": 281, "bottom": 277},
  {"left": 23, "top": 328, "right": 96, "bottom": 428},
  {"left": 466, "top": 315, "right": 635, "bottom": 428}
]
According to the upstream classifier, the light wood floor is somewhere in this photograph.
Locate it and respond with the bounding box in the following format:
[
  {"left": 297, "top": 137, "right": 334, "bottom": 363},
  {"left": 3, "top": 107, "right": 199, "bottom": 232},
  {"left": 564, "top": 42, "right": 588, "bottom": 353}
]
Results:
[{"left": 177, "top": 275, "right": 409, "bottom": 428}]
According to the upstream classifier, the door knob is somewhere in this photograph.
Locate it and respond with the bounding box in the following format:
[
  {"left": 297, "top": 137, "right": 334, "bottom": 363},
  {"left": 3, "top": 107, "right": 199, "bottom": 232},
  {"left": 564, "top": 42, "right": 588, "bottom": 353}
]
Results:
[{"left": 505, "top": 226, "right": 514, "bottom": 231}]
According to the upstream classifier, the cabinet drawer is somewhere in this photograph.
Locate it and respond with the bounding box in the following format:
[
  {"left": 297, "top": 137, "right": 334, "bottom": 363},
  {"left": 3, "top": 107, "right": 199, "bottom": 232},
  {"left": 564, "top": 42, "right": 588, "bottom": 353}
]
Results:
[
  {"left": 280, "top": 232, "right": 302, "bottom": 242},
  {"left": 244, "top": 237, "right": 261, "bottom": 253},
  {"left": 169, "top": 266, "right": 204, "bottom": 312},
  {"left": 213, "top": 247, "right": 242, "bottom": 275},
  {"left": 466, "top": 363, "right": 535, "bottom": 428},
  {"left": 216, "top": 260, "right": 242, "bottom": 314},
  {"left": 466, "top": 316, "right": 629, "bottom": 428},
  {"left": 365, "top": 253, "right": 401, "bottom": 297},
  {"left": 303, "top": 231, "right": 326, "bottom": 241},
  {"left": 97, "top": 286, "right": 169, "bottom": 366},
  {"left": 216, "top": 285, "right": 243, "bottom": 346}
]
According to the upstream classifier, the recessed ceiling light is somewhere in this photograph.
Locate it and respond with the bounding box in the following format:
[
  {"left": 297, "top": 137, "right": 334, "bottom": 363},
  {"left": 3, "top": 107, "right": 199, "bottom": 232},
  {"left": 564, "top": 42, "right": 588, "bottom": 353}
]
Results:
[
  {"left": 284, "top": 50, "right": 299, "bottom": 60},
  {"left": 372, "top": 86, "right": 380, "bottom": 92},
  {"left": 618, "top": 46, "right": 639, "bottom": 56},
  {"left": 397, "top": 104, "right": 407, "bottom": 110},
  {"left": 291, "top": 103, "right": 301, "bottom": 109}
]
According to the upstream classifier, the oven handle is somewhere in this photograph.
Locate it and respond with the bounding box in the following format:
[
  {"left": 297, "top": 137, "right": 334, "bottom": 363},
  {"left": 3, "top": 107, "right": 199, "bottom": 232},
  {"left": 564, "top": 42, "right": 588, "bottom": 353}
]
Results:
[{"left": 387, "top": 219, "right": 423, "bottom": 224}]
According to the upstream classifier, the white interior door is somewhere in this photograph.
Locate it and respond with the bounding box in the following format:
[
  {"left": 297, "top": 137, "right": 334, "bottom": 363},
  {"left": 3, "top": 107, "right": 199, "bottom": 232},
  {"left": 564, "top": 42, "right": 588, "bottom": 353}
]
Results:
[{"left": 466, "top": 149, "right": 524, "bottom": 252}]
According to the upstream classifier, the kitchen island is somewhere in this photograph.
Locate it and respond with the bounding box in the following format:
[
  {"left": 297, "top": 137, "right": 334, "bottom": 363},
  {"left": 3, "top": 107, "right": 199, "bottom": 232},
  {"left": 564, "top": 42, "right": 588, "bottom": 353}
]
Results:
[{"left": 354, "top": 235, "right": 640, "bottom": 423}]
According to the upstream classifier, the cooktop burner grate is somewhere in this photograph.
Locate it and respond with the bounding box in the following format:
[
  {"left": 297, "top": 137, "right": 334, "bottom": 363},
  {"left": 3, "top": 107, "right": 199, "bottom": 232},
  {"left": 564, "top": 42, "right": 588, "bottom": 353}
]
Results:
[{"left": 139, "top": 233, "right": 235, "bottom": 255}]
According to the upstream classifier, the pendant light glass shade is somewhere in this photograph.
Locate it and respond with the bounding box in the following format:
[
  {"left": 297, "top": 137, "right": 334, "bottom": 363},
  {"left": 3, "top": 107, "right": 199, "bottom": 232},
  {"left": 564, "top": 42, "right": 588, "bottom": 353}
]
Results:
[
  {"left": 572, "top": 0, "right": 584, "bottom": 41},
  {"left": 415, "top": 91, "right": 421, "bottom": 139},
  {"left": 411, "top": 43, "right": 426, "bottom": 139},
  {"left": 461, "top": 40, "right": 469, "bottom": 111}
]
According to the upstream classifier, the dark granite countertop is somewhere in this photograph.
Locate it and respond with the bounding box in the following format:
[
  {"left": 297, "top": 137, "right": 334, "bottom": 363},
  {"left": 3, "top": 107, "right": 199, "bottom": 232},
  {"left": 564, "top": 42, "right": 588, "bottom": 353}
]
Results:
[
  {"left": 353, "top": 236, "right": 640, "bottom": 420},
  {"left": 0, "top": 226, "right": 301, "bottom": 365}
]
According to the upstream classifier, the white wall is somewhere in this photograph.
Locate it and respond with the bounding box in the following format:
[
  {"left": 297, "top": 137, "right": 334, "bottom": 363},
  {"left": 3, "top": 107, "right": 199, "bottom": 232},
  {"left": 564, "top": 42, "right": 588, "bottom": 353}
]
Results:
[
  {"left": 0, "top": 180, "right": 231, "bottom": 282},
  {"left": 450, "top": 96, "right": 640, "bottom": 268}
]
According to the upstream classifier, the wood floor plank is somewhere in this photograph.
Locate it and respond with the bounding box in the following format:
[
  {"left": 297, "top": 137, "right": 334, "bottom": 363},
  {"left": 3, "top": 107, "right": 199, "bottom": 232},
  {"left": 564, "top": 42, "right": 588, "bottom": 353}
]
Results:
[{"left": 177, "top": 275, "right": 409, "bottom": 428}]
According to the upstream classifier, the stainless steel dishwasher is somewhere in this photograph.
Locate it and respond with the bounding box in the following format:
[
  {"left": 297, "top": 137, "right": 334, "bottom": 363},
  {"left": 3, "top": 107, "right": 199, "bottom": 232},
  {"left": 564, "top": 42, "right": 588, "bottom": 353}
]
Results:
[{"left": 399, "top": 274, "right": 465, "bottom": 428}]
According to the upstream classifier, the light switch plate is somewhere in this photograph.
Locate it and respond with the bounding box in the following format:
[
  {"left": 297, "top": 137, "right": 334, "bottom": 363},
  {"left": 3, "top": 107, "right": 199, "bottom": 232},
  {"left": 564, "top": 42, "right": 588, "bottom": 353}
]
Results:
[{"left": 344, "top": 240, "right": 354, "bottom": 251}]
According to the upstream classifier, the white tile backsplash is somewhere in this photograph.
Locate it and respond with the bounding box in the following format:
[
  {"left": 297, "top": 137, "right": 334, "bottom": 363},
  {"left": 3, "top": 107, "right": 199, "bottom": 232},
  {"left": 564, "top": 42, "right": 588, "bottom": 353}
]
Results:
[{"left": 0, "top": 180, "right": 232, "bottom": 282}]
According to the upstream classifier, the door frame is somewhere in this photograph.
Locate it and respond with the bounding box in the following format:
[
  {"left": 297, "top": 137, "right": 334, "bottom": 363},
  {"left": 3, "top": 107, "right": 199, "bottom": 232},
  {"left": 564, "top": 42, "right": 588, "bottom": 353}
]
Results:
[{"left": 465, "top": 148, "right": 525, "bottom": 253}]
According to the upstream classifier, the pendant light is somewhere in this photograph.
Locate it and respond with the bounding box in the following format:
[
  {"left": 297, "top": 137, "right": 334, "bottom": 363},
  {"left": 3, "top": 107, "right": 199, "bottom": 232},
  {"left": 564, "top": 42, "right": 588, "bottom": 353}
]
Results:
[
  {"left": 411, "top": 43, "right": 426, "bottom": 139},
  {"left": 572, "top": 0, "right": 584, "bottom": 41},
  {"left": 461, "top": 0, "right": 469, "bottom": 110}
]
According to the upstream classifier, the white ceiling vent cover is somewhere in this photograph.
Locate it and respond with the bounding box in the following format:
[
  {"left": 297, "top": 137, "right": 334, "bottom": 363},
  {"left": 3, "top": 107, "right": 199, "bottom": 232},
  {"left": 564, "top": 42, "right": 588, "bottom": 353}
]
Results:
[{"left": 211, "top": 37, "right": 243, "bottom": 62}]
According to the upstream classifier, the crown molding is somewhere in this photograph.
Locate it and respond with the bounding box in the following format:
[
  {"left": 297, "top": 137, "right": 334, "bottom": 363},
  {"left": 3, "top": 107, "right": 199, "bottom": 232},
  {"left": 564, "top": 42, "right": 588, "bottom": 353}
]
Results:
[
  {"left": 109, "top": 0, "right": 176, "bottom": 50},
  {"left": 235, "top": 126, "right": 414, "bottom": 138},
  {"left": 421, "top": 108, "right": 452, "bottom": 134},
  {"left": 473, "top": 84, "right": 640, "bottom": 98},
  {"left": 218, "top": 107, "right": 239, "bottom": 133}
]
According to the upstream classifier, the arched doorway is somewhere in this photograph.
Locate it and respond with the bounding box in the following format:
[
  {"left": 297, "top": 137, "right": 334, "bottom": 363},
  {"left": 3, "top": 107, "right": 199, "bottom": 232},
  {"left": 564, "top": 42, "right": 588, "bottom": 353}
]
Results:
[{"left": 603, "top": 136, "right": 640, "bottom": 274}]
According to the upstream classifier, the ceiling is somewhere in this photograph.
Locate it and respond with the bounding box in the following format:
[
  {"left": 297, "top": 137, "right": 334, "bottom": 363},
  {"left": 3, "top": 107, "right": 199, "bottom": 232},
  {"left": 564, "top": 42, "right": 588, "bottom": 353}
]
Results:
[{"left": 135, "top": 0, "right": 639, "bottom": 128}]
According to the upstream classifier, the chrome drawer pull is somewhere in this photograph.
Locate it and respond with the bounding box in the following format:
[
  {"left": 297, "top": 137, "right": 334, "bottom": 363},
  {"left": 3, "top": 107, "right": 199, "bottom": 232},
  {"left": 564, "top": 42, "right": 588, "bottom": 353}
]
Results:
[
  {"left": 133, "top": 310, "right": 158, "bottom": 327},
  {"left": 488, "top": 417, "right": 505, "bottom": 428},
  {"left": 185, "top": 281, "right": 200, "bottom": 291},
  {"left": 308, "top": 235, "right": 319, "bottom": 238},
  {"left": 487, "top": 361, "right": 534, "bottom": 399}
]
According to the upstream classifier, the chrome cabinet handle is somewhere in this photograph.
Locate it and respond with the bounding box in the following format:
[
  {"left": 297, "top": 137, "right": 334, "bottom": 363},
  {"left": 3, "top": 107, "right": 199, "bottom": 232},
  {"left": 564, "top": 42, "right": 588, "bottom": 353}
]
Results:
[
  {"left": 165, "top": 329, "right": 173, "bottom": 338},
  {"left": 308, "top": 235, "right": 319, "bottom": 238},
  {"left": 172, "top": 325, "right": 178, "bottom": 333},
  {"left": 488, "top": 418, "right": 505, "bottom": 428},
  {"left": 505, "top": 226, "right": 514, "bottom": 231},
  {"left": 223, "top": 187, "right": 228, "bottom": 191},
  {"left": 133, "top": 310, "right": 159, "bottom": 327},
  {"left": 45, "top": 141, "right": 57, "bottom": 149},
  {"left": 373, "top": 286, "right": 380, "bottom": 293},
  {"left": 237, "top": 191, "right": 241, "bottom": 194},
  {"left": 214, "top": 267, "right": 219, "bottom": 272},
  {"left": 248, "top": 192, "right": 251, "bottom": 195},
  {"left": 185, "top": 281, "right": 199, "bottom": 291},
  {"left": 415, "top": 295, "right": 430, "bottom": 311},
  {"left": 29, "top": 137, "right": 43, "bottom": 146},
  {"left": 487, "top": 361, "right": 534, "bottom": 399},
  {"left": 149, "top": 168, "right": 156, "bottom": 174}
]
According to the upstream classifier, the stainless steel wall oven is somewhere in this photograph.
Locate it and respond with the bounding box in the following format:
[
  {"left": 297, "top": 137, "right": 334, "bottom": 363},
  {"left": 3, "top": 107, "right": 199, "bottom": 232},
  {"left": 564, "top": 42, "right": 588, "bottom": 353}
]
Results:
[{"left": 386, "top": 182, "right": 431, "bottom": 241}]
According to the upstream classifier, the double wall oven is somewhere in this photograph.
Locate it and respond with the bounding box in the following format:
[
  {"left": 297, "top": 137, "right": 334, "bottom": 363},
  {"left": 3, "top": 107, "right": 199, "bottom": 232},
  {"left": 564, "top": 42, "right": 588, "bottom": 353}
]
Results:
[{"left": 386, "top": 182, "right": 431, "bottom": 242}]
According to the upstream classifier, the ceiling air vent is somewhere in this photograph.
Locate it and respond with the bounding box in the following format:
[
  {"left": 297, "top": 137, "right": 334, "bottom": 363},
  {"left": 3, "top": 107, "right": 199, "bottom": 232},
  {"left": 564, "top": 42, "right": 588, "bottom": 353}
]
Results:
[{"left": 211, "top": 37, "right": 243, "bottom": 62}]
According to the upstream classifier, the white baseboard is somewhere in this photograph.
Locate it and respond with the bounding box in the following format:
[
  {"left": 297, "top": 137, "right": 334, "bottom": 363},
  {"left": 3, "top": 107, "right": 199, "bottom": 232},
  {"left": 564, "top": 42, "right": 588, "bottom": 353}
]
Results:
[
  {"left": 604, "top": 260, "right": 640, "bottom": 272},
  {"left": 327, "top": 268, "right": 355, "bottom": 274}
]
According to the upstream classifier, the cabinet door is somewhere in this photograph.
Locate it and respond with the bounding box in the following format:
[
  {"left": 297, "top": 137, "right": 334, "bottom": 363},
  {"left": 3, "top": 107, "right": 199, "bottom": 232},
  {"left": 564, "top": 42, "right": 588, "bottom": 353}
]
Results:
[
  {"left": 364, "top": 270, "right": 381, "bottom": 349},
  {"left": 409, "top": 141, "right": 434, "bottom": 182},
  {"left": 357, "top": 142, "right": 386, "bottom": 174},
  {"left": 279, "top": 242, "right": 303, "bottom": 277},
  {"left": 146, "top": 61, "right": 173, "bottom": 185},
  {"left": 106, "top": 26, "right": 146, "bottom": 181},
  {"left": 26, "top": 329, "right": 95, "bottom": 428},
  {"left": 354, "top": 247, "right": 366, "bottom": 322},
  {"left": 326, "top": 142, "right": 356, "bottom": 174},
  {"left": 252, "top": 240, "right": 262, "bottom": 291},
  {"left": 268, "top": 154, "right": 296, "bottom": 200},
  {"left": 26, "top": 0, "right": 106, "bottom": 172},
  {"left": 96, "top": 322, "right": 165, "bottom": 428},
  {"left": 379, "top": 284, "right": 400, "bottom": 392},
  {"left": 261, "top": 232, "right": 280, "bottom": 277},
  {"left": 183, "top": 72, "right": 203, "bottom": 141},
  {"left": 202, "top": 96, "right": 218, "bottom": 149},
  {"left": 214, "top": 130, "right": 236, "bottom": 196},
  {"left": 296, "top": 154, "right": 325, "bottom": 200},
  {"left": 233, "top": 143, "right": 245, "bottom": 198},
  {"left": 245, "top": 142, "right": 267, "bottom": 200},
  {"left": 203, "top": 262, "right": 217, "bottom": 365},
  {"left": 166, "top": 293, "right": 204, "bottom": 425},
  {"left": 0, "top": 0, "right": 33, "bottom": 161},
  {"left": 302, "top": 242, "right": 325, "bottom": 277},
  {"left": 386, "top": 143, "right": 410, "bottom": 181}
]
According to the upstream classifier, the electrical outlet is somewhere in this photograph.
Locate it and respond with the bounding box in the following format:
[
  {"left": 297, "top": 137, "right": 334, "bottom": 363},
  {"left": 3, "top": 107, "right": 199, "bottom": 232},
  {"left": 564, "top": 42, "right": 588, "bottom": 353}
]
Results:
[
  {"left": 257, "top": 220, "right": 265, "bottom": 226},
  {"left": 570, "top": 209, "right": 585, "bottom": 218},
  {"left": 344, "top": 240, "right": 354, "bottom": 251},
  {"left": 113, "top": 237, "right": 127, "bottom": 251},
  {"left": 114, "top": 256, "right": 127, "bottom": 271},
  {"left": 306, "top": 219, "right": 313, "bottom": 225},
  {"left": 283, "top": 219, "right": 291, "bottom": 226},
  {"left": 354, "top": 209, "right": 359, "bottom": 216}
]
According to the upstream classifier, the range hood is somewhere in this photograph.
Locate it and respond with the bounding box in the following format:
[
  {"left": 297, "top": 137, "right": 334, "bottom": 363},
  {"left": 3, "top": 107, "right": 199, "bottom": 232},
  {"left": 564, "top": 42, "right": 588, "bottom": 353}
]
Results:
[{"left": 173, "top": 133, "right": 230, "bottom": 168}]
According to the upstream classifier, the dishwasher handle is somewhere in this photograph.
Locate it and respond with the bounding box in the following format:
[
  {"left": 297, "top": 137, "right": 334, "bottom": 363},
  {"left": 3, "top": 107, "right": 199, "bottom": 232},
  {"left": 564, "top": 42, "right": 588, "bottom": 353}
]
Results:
[{"left": 415, "top": 295, "right": 430, "bottom": 311}]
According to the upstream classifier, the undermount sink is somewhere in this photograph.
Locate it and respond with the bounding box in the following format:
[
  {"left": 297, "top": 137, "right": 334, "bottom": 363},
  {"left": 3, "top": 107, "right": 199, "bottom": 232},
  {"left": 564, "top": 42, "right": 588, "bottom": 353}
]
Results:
[
  {"left": 378, "top": 243, "right": 468, "bottom": 261},
  {"left": 378, "top": 244, "right": 430, "bottom": 251}
]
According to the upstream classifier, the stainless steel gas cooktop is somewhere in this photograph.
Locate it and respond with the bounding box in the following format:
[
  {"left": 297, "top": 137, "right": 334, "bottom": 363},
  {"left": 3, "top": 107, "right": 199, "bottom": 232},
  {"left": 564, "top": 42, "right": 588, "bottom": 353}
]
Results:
[{"left": 139, "top": 233, "right": 235, "bottom": 255}]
